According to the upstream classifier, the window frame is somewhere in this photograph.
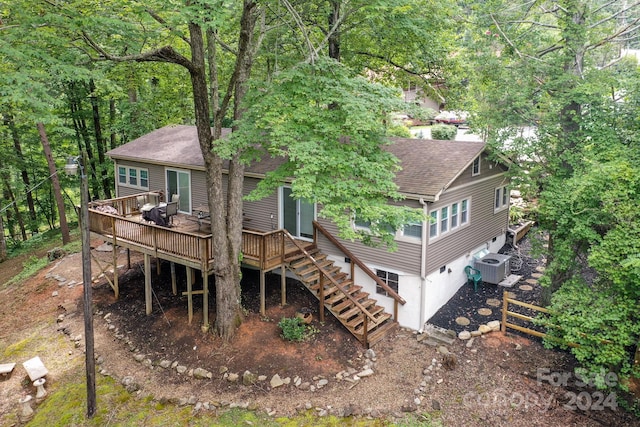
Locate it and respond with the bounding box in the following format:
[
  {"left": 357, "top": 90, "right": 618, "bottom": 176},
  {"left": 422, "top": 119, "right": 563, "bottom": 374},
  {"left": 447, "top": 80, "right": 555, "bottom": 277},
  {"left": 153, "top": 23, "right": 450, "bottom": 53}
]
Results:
[
  {"left": 118, "top": 165, "right": 150, "bottom": 191},
  {"left": 352, "top": 213, "right": 422, "bottom": 244},
  {"left": 494, "top": 185, "right": 509, "bottom": 212},
  {"left": 472, "top": 157, "right": 481, "bottom": 176},
  {"left": 375, "top": 269, "right": 399, "bottom": 297},
  {"left": 429, "top": 198, "right": 470, "bottom": 241}
]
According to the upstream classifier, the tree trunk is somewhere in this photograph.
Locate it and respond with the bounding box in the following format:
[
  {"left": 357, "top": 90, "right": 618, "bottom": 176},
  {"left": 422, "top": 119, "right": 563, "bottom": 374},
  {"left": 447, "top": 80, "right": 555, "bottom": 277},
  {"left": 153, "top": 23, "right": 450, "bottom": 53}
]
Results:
[
  {"left": 89, "top": 79, "right": 112, "bottom": 199},
  {"left": 188, "top": 21, "right": 243, "bottom": 339},
  {"left": 37, "top": 123, "right": 71, "bottom": 245},
  {"left": 4, "top": 113, "right": 38, "bottom": 232},
  {"left": 0, "top": 212, "right": 6, "bottom": 262},
  {"left": 109, "top": 98, "right": 117, "bottom": 151},
  {"left": 68, "top": 82, "right": 100, "bottom": 200},
  {"left": 1, "top": 172, "right": 27, "bottom": 241},
  {"left": 328, "top": 0, "right": 341, "bottom": 61}
]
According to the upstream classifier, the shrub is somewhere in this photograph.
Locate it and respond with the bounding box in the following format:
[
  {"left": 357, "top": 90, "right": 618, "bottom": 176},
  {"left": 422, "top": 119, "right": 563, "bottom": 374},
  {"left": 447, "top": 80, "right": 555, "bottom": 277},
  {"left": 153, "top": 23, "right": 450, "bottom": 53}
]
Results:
[
  {"left": 430, "top": 124, "right": 457, "bottom": 140},
  {"left": 278, "top": 317, "right": 307, "bottom": 342}
]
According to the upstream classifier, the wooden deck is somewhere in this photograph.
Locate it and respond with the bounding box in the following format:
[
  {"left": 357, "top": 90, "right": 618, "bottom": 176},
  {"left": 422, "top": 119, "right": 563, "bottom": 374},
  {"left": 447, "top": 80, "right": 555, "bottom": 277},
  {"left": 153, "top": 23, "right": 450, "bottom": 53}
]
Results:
[{"left": 88, "top": 192, "right": 307, "bottom": 273}]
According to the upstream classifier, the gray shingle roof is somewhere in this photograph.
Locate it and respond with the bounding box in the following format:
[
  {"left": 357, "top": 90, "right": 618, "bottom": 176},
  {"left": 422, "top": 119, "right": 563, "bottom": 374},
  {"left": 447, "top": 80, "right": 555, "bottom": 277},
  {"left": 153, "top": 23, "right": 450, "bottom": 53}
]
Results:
[{"left": 107, "top": 125, "right": 486, "bottom": 199}]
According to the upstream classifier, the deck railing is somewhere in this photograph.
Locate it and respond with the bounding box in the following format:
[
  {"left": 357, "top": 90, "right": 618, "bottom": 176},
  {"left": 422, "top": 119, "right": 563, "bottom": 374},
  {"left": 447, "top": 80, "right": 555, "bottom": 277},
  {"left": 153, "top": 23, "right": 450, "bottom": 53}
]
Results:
[
  {"left": 242, "top": 229, "right": 285, "bottom": 269},
  {"left": 88, "top": 208, "right": 213, "bottom": 267},
  {"left": 86, "top": 193, "right": 289, "bottom": 272}
]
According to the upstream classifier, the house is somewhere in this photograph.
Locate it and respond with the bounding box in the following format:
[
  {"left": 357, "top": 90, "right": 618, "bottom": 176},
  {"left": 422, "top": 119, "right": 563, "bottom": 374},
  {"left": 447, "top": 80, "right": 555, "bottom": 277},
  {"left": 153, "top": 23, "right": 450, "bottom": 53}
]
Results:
[{"left": 102, "top": 124, "right": 510, "bottom": 343}]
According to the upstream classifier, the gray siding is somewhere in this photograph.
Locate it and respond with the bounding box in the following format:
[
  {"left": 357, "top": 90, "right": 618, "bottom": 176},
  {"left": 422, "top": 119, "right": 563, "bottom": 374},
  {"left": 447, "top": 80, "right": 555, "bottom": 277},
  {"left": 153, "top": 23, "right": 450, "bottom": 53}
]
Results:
[
  {"left": 189, "top": 170, "right": 208, "bottom": 211},
  {"left": 242, "top": 178, "right": 279, "bottom": 231},
  {"left": 114, "top": 160, "right": 166, "bottom": 198},
  {"left": 453, "top": 152, "right": 508, "bottom": 189},
  {"left": 424, "top": 173, "right": 510, "bottom": 275},
  {"left": 315, "top": 198, "right": 424, "bottom": 276}
]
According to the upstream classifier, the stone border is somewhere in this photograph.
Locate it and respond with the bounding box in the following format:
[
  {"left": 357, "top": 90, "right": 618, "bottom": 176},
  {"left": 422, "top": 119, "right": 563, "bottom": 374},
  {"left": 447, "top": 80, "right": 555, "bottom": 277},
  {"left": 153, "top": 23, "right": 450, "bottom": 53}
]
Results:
[{"left": 54, "top": 308, "right": 437, "bottom": 420}]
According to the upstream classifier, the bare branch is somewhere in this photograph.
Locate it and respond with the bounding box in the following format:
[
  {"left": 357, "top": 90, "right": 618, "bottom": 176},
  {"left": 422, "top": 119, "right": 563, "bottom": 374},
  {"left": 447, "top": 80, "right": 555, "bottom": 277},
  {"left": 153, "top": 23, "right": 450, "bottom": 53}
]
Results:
[
  {"left": 491, "top": 14, "right": 543, "bottom": 62},
  {"left": 81, "top": 30, "right": 194, "bottom": 71},
  {"left": 353, "top": 51, "right": 445, "bottom": 103},
  {"left": 145, "top": 9, "right": 191, "bottom": 45},
  {"left": 210, "top": 31, "right": 238, "bottom": 56},
  {"left": 503, "top": 20, "right": 558, "bottom": 30},
  {"left": 587, "top": 18, "right": 640, "bottom": 51},
  {"left": 280, "top": 0, "right": 317, "bottom": 63},
  {"left": 589, "top": 1, "right": 640, "bottom": 29}
]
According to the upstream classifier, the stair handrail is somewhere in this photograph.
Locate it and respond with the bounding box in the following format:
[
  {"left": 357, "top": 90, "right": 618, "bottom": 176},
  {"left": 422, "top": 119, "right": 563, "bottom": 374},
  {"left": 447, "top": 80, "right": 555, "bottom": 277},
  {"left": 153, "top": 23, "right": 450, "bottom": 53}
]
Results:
[
  {"left": 282, "top": 230, "right": 380, "bottom": 324},
  {"left": 312, "top": 221, "right": 406, "bottom": 306}
]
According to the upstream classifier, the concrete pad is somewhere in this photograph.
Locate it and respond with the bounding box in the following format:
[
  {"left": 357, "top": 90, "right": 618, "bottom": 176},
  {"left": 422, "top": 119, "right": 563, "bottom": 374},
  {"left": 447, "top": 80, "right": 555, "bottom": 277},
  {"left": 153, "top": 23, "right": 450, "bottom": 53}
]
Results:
[
  {"left": 499, "top": 274, "right": 521, "bottom": 288},
  {"left": 23, "top": 356, "right": 48, "bottom": 381},
  {"left": 0, "top": 362, "right": 16, "bottom": 375}
]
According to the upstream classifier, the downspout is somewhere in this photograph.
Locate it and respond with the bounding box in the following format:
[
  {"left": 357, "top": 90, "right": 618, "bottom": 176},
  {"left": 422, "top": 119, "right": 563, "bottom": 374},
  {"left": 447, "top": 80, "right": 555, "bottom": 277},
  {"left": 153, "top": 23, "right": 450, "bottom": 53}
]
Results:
[{"left": 418, "top": 197, "right": 428, "bottom": 332}]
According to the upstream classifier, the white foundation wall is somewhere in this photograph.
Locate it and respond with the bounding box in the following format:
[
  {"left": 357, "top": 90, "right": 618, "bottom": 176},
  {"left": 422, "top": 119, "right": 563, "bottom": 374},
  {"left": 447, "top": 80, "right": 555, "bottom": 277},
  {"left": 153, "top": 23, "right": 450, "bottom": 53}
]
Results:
[
  {"left": 421, "top": 235, "right": 507, "bottom": 328},
  {"left": 325, "top": 256, "right": 424, "bottom": 331},
  {"left": 282, "top": 233, "right": 507, "bottom": 332}
]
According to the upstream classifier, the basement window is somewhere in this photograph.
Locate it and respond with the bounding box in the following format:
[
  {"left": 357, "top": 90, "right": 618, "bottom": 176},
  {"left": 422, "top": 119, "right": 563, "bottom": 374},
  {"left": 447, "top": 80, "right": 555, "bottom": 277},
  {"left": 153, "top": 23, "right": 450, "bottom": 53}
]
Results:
[{"left": 375, "top": 269, "right": 399, "bottom": 297}]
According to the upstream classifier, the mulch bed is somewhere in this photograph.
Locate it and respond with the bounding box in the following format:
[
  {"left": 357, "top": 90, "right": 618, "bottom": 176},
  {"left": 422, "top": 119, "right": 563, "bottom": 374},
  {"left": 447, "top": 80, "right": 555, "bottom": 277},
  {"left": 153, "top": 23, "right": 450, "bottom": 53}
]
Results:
[{"left": 428, "top": 230, "right": 548, "bottom": 335}]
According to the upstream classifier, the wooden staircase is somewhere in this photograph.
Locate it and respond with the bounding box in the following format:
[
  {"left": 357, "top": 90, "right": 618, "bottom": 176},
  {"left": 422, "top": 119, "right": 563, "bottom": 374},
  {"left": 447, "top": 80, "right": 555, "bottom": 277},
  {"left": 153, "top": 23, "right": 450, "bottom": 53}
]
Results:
[{"left": 285, "top": 246, "right": 398, "bottom": 347}]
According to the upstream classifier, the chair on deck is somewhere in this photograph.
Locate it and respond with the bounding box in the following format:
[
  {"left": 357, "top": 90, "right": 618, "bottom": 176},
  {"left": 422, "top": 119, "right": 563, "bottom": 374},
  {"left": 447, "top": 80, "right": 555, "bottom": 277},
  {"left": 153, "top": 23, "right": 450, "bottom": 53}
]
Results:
[
  {"left": 136, "top": 196, "right": 145, "bottom": 211},
  {"left": 464, "top": 265, "right": 482, "bottom": 292},
  {"left": 161, "top": 201, "right": 179, "bottom": 225}
]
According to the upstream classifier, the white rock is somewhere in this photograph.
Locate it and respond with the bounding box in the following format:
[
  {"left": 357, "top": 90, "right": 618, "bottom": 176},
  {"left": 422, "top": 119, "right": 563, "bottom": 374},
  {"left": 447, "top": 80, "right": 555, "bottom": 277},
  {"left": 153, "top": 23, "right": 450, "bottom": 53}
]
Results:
[
  {"left": 487, "top": 320, "right": 501, "bottom": 331},
  {"left": 270, "top": 374, "right": 284, "bottom": 388},
  {"left": 356, "top": 368, "right": 374, "bottom": 377},
  {"left": 458, "top": 330, "right": 472, "bottom": 340}
]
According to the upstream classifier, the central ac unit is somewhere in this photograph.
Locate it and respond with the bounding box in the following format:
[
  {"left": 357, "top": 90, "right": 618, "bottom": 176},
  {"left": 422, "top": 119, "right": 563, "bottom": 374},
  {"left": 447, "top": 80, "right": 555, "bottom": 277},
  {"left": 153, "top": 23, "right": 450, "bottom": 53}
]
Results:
[{"left": 474, "top": 253, "right": 511, "bottom": 285}]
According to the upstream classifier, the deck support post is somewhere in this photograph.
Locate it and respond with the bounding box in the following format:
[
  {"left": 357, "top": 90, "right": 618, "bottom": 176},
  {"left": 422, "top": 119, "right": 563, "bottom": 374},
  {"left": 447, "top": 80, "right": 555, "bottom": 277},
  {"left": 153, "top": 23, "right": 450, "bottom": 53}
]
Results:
[
  {"left": 202, "top": 271, "right": 209, "bottom": 332},
  {"left": 112, "top": 238, "right": 119, "bottom": 299},
  {"left": 170, "top": 262, "right": 177, "bottom": 295},
  {"left": 144, "top": 254, "right": 152, "bottom": 315},
  {"left": 319, "top": 274, "right": 325, "bottom": 322},
  {"left": 281, "top": 267, "right": 287, "bottom": 306},
  {"left": 259, "top": 270, "right": 266, "bottom": 316},
  {"left": 126, "top": 248, "right": 131, "bottom": 270},
  {"left": 186, "top": 267, "right": 193, "bottom": 324}
]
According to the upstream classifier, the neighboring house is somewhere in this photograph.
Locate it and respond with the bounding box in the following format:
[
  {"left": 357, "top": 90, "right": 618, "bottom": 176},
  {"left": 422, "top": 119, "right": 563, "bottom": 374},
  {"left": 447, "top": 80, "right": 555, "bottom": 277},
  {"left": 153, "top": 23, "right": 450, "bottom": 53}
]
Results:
[{"left": 106, "top": 124, "right": 510, "bottom": 333}]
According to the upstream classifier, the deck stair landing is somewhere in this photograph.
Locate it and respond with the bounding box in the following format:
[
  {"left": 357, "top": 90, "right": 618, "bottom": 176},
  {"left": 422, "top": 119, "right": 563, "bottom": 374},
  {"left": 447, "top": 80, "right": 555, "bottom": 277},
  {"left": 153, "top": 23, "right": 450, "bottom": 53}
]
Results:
[{"left": 285, "top": 247, "right": 397, "bottom": 347}]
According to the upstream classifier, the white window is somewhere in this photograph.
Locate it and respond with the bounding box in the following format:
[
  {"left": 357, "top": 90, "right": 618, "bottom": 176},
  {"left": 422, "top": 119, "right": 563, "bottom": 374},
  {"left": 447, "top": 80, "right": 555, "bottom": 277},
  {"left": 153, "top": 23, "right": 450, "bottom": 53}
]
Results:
[
  {"left": 354, "top": 213, "right": 421, "bottom": 242},
  {"left": 118, "top": 165, "right": 149, "bottom": 190},
  {"left": 495, "top": 186, "right": 509, "bottom": 212},
  {"left": 354, "top": 218, "right": 371, "bottom": 230},
  {"left": 461, "top": 199, "right": 469, "bottom": 224},
  {"left": 440, "top": 206, "right": 449, "bottom": 233},
  {"left": 429, "top": 211, "right": 438, "bottom": 238},
  {"left": 401, "top": 222, "right": 422, "bottom": 239},
  {"left": 376, "top": 269, "right": 399, "bottom": 297},
  {"left": 472, "top": 157, "right": 480, "bottom": 176},
  {"left": 429, "top": 198, "right": 470, "bottom": 241},
  {"left": 451, "top": 202, "right": 459, "bottom": 229}
]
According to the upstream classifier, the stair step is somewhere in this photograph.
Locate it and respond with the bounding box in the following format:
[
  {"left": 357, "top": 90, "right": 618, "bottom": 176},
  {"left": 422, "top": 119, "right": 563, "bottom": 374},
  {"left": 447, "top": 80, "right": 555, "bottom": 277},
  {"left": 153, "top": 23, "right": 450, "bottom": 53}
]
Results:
[
  {"left": 325, "top": 284, "right": 359, "bottom": 305},
  {"left": 346, "top": 306, "right": 387, "bottom": 329},
  {"left": 296, "top": 260, "right": 334, "bottom": 277},
  {"left": 338, "top": 299, "right": 376, "bottom": 320},
  {"left": 285, "top": 245, "right": 396, "bottom": 347},
  {"left": 287, "top": 250, "right": 325, "bottom": 267},
  {"left": 305, "top": 266, "right": 341, "bottom": 284},
  {"left": 360, "top": 320, "right": 398, "bottom": 347}
]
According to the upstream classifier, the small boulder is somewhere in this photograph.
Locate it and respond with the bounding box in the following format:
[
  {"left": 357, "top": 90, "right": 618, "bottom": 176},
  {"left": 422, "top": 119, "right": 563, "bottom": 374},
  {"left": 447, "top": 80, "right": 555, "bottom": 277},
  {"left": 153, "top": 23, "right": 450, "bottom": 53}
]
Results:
[{"left": 458, "top": 331, "right": 471, "bottom": 340}]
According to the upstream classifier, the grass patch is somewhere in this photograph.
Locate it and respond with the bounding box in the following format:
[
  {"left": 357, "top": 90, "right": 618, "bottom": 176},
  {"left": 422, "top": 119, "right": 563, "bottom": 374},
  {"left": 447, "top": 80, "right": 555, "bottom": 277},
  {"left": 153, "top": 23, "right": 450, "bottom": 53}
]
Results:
[{"left": 2, "top": 229, "right": 82, "bottom": 289}]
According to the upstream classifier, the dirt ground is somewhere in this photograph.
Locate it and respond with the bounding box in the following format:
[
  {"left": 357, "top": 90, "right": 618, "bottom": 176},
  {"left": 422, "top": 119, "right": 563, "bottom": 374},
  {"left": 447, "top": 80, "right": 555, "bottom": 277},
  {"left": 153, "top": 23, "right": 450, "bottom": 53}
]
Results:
[{"left": 0, "top": 237, "right": 638, "bottom": 426}]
